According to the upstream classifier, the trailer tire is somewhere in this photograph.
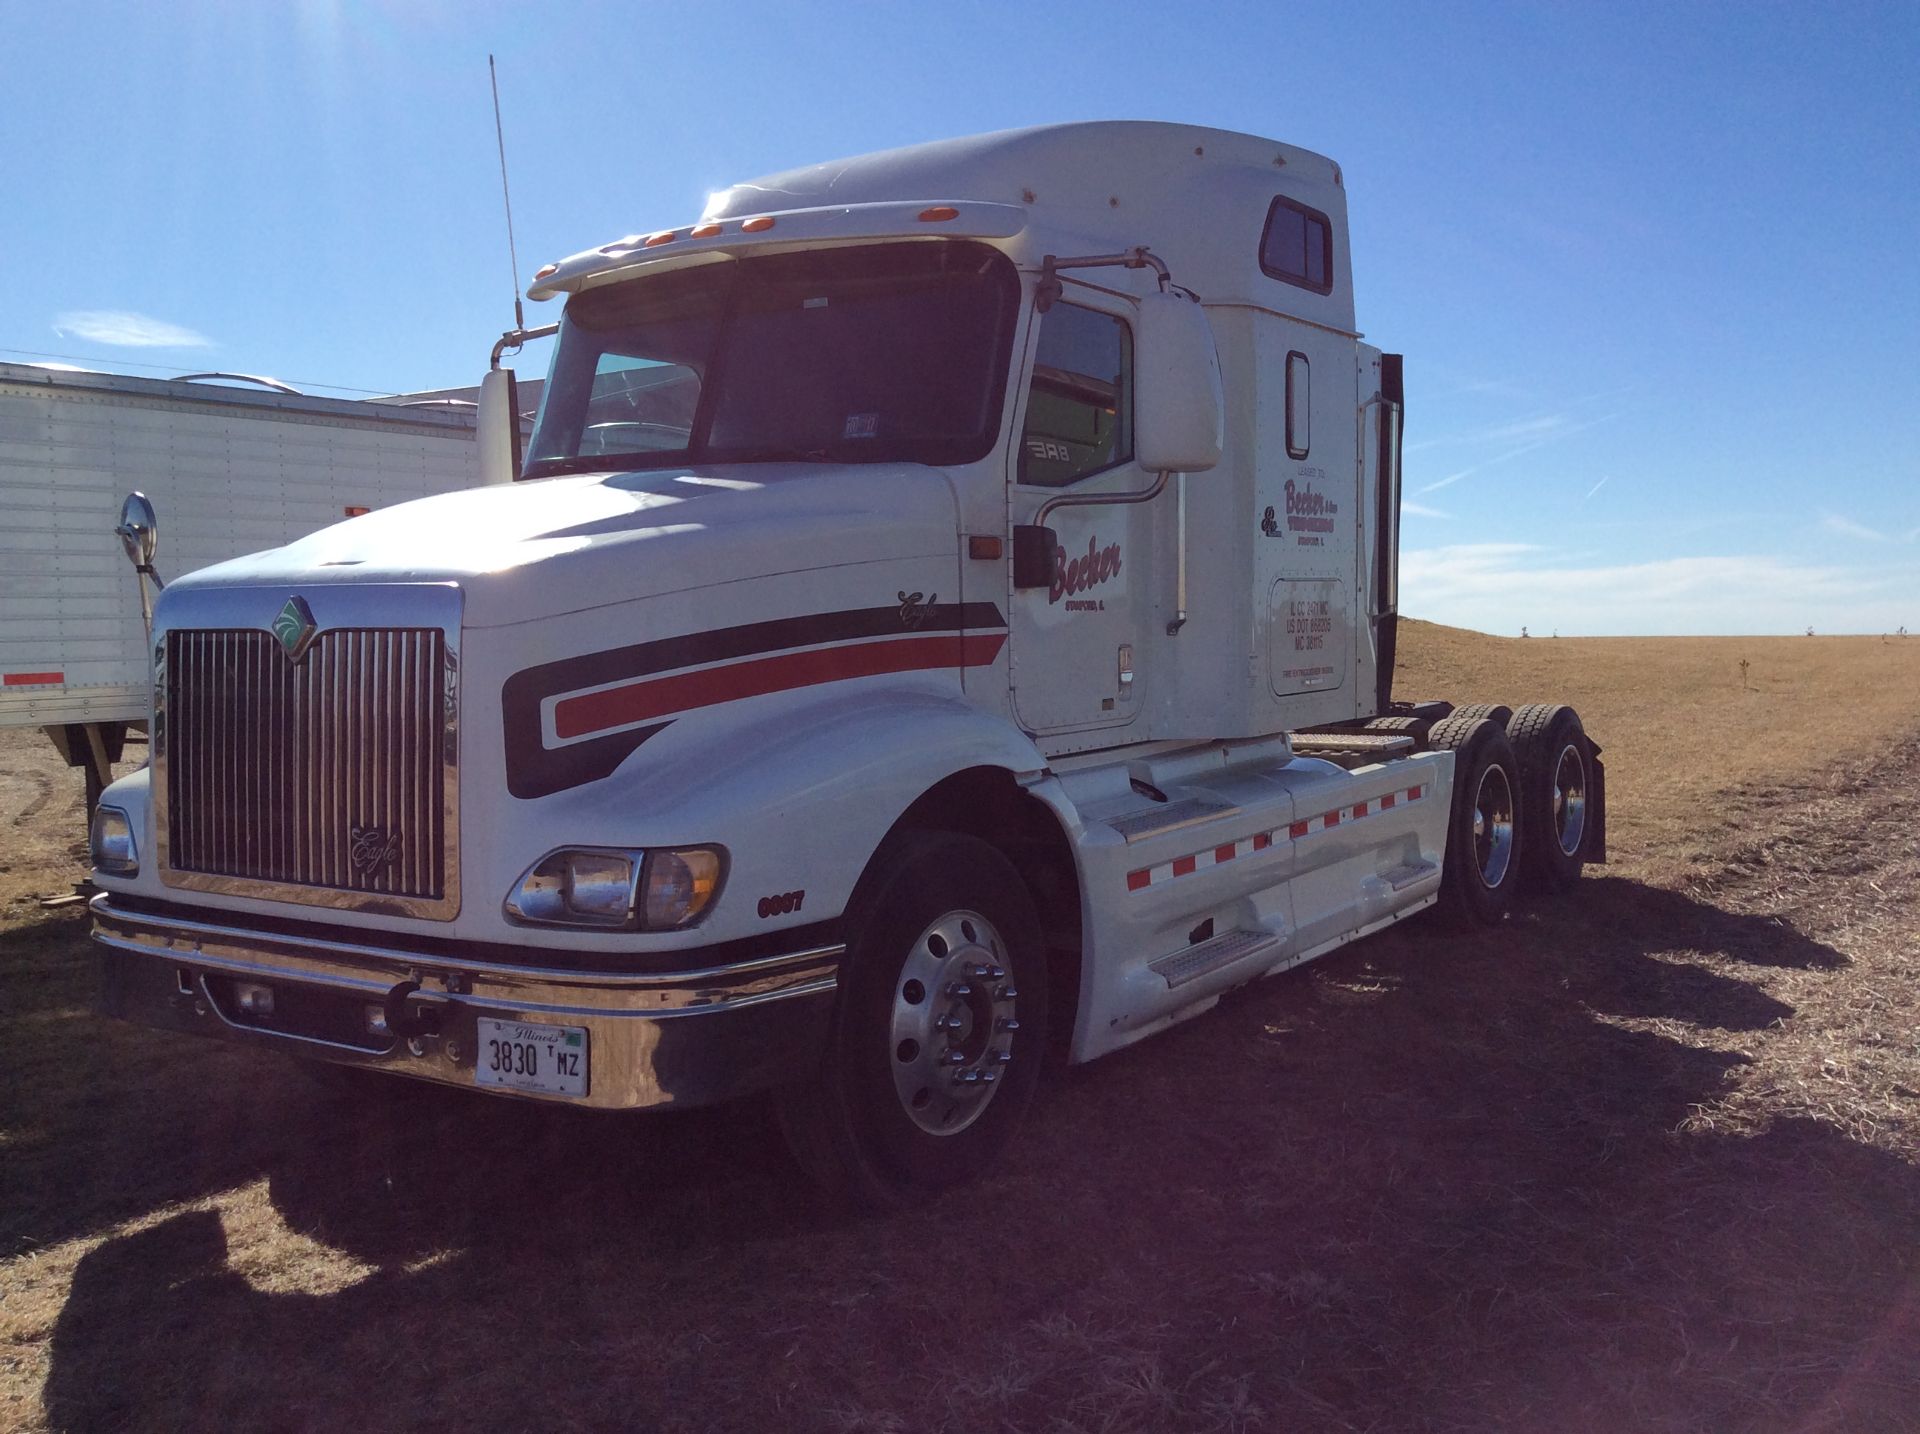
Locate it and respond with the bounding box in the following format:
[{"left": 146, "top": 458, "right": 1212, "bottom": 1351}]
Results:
[
  {"left": 1447, "top": 702, "right": 1512, "bottom": 727},
  {"left": 1506, "top": 703, "right": 1595, "bottom": 892},
  {"left": 773, "top": 831, "right": 1049, "bottom": 1210},
  {"left": 1426, "top": 715, "right": 1524, "bottom": 927}
]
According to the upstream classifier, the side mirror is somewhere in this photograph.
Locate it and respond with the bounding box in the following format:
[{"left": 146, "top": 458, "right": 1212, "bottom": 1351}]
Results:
[
  {"left": 1134, "top": 291, "right": 1225, "bottom": 474},
  {"left": 477, "top": 368, "right": 522, "bottom": 485},
  {"left": 116, "top": 492, "right": 160, "bottom": 569}
]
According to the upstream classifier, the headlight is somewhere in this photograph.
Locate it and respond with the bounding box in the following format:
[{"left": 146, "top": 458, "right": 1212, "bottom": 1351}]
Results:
[
  {"left": 90, "top": 805, "right": 139, "bottom": 875},
  {"left": 505, "top": 846, "right": 724, "bottom": 930}
]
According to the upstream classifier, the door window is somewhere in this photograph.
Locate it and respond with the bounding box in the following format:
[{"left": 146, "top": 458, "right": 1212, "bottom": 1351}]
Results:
[{"left": 1019, "top": 302, "right": 1133, "bottom": 486}]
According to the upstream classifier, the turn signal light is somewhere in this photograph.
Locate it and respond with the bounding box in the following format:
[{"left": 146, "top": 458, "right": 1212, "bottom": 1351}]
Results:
[
  {"left": 643, "top": 231, "right": 676, "bottom": 248},
  {"left": 918, "top": 205, "right": 960, "bottom": 222},
  {"left": 741, "top": 216, "right": 776, "bottom": 232},
  {"left": 690, "top": 222, "right": 723, "bottom": 238}
]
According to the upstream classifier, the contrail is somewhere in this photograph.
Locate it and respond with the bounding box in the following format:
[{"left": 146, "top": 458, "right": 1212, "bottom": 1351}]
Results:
[{"left": 1583, "top": 476, "right": 1609, "bottom": 502}]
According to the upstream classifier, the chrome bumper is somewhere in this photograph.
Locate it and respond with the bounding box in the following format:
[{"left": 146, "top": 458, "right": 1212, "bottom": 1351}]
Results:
[{"left": 91, "top": 894, "right": 842, "bottom": 1111}]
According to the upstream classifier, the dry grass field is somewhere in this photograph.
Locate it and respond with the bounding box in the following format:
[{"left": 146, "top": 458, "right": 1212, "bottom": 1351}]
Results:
[{"left": 3, "top": 619, "right": 1919, "bottom": 1433}]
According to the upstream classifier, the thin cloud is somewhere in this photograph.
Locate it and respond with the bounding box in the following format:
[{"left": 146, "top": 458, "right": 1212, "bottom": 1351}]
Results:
[
  {"left": 53, "top": 310, "right": 212, "bottom": 348},
  {"left": 1820, "top": 512, "right": 1888, "bottom": 543},
  {"left": 1410, "top": 412, "right": 1619, "bottom": 495},
  {"left": 1402, "top": 543, "right": 1917, "bottom": 635},
  {"left": 1401, "top": 500, "right": 1451, "bottom": 519},
  {"left": 1583, "top": 476, "right": 1610, "bottom": 502}
]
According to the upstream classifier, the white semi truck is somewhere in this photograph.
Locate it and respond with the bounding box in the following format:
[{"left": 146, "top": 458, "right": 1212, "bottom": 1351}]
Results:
[{"left": 88, "top": 123, "right": 1604, "bottom": 1206}]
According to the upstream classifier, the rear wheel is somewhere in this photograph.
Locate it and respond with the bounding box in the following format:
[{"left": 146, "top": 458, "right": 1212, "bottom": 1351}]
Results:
[
  {"left": 1507, "top": 703, "right": 1594, "bottom": 892},
  {"left": 1447, "top": 701, "right": 1513, "bottom": 727},
  {"left": 774, "top": 831, "right": 1048, "bottom": 1209},
  {"left": 1362, "top": 713, "right": 1432, "bottom": 748},
  {"left": 1426, "top": 715, "right": 1524, "bottom": 927}
]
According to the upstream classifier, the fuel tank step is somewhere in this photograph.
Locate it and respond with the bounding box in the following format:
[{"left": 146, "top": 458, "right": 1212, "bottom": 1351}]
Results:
[
  {"left": 1106, "top": 796, "right": 1242, "bottom": 844},
  {"left": 1148, "top": 928, "right": 1281, "bottom": 989}
]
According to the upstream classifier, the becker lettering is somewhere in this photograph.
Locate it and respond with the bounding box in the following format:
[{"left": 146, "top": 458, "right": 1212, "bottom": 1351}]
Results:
[{"left": 1049, "top": 535, "right": 1123, "bottom": 606}]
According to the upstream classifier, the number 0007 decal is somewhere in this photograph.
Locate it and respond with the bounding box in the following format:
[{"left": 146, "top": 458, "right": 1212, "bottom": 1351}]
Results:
[{"left": 756, "top": 890, "right": 806, "bottom": 919}]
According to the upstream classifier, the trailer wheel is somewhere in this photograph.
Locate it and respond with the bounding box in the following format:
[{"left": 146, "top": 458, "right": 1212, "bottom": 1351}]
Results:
[
  {"left": 1447, "top": 702, "right": 1513, "bottom": 727},
  {"left": 1506, "top": 703, "right": 1594, "bottom": 891},
  {"left": 1426, "top": 715, "right": 1524, "bottom": 927},
  {"left": 774, "top": 831, "right": 1048, "bottom": 1209}
]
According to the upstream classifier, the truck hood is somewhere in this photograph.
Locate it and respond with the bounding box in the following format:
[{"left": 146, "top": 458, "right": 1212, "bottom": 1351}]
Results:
[{"left": 171, "top": 463, "right": 961, "bottom": 628}]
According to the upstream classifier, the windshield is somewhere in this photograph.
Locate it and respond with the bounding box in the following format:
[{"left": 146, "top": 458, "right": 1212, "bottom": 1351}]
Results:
[{"left": 523, "top": 240, "right": 1019, "bottom": 477}]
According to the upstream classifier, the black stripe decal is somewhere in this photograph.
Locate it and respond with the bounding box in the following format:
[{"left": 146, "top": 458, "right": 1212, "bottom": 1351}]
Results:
[{"left": 503, "top": 602, "right": 1007, "bottom": 799}]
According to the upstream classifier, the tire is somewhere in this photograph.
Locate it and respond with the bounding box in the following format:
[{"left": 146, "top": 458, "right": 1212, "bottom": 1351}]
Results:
[
  {"left": 1425, "top": 715, "right": 1524, "bottom": 927},
  {"left": 1447, "top": 702, "right": 1512, "bottom": 727},
  {"left": 773, "top": 831, "right": 1049, "bottom": 1209},
  {"left": 1363, "top": 714, "right": 1432, "bottom": 748},
  {"left": 1506, "top": 703, "right": 1594, "bottom": 892}
]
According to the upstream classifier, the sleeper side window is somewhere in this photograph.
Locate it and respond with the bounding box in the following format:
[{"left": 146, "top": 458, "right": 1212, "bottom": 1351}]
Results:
[
  {"left": 1259, "top": 196, "right": 1333, "bottom": 295},
  {"left": 1018, "top": 301, "right": 1133, "bottom": 486}
]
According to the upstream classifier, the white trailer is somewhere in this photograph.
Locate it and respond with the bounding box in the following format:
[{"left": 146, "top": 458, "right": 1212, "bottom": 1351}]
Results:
[
  {"left": 0, "top": 363, "right": 497, "bottom": 803},
  {"left": 87, "top": 123, "right": 1606, "bottom": 1207}
]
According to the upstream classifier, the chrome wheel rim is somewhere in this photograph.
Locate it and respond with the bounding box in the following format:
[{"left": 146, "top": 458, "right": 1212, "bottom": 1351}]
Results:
[
  {"left": 889, "top": 908, "right": 1018, "bottom": 1136},
  {"left": 1471, "top": 764, "right": 1517, "bottom": 889},
  {"left": 1553, "top": 742, "right": 1588, "bottom": 856}
]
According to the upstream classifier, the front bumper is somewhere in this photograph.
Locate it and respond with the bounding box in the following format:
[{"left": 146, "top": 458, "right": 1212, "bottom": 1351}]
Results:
[{"left": 91, "top": 893, "right": 841, "bottom": 1111}]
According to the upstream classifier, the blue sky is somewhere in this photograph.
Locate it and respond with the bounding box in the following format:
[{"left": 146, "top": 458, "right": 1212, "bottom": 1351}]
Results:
[{"left": 6, "top": 0, "right": 1917, "bottom": 635}]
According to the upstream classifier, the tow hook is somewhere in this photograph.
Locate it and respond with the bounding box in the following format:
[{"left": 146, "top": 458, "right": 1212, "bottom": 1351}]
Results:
[{"left": 383, "top": 979, "right": 454, "bottom": 1042}]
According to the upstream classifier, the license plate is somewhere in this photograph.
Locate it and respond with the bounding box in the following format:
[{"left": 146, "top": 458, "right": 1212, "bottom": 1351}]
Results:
[{"left": 474, "top": 1019, "right": 589, "bottom": 1098}]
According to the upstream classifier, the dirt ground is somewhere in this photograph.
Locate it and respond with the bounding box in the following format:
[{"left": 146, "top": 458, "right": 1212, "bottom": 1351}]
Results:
[{"left": 3, "top": 621, "right": 1918, "bottom": 1432}]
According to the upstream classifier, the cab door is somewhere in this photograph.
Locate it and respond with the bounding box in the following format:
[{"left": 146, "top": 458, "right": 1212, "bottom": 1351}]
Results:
[{"left": 1007, "top": 296, "right": 1152, "bottom": 739}]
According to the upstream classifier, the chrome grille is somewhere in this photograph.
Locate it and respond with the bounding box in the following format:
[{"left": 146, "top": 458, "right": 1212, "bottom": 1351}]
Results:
[{"left": 163, "top": 627, "right": 448, "bottom": 901}]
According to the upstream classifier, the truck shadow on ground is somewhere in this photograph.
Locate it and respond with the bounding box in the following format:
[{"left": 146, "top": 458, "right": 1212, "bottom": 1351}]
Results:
[{"left": 33, "top": 874, "right": 1920, "bottom": 1432}]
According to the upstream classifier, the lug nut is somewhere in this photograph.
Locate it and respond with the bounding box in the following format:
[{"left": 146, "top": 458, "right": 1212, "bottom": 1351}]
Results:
[
  {"left": 988, "top": 966, "right": 1005, "bottom": 981},
  {"left": 981, "top": 1070, "right": 997, "bottom": 1084},
  {"left": 946, "top": 982, "right": 972, "bottom": 998},
  {"left": 968, "top": 963, "right": 992, "bottom": 980},
  {"left": 943, "top": 1049, "right": 966, "bottom": 1065},
  {"left": 997, "top": 986, "right": 1019, "bottom": 1002},
  {"left": 996, "top": 1017, "right": 1020, "bottom": 1033},
  {"left": 992, "top": 1049, "right": 1013, "bottom": 1064}
]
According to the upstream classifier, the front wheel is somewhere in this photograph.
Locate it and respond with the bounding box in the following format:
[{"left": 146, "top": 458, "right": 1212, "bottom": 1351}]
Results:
[{"left": 773, "top": 831, "right": 1049, "bottom": 1209}]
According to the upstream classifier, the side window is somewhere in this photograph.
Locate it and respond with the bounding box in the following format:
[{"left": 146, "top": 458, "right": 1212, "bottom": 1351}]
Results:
[
  {"left": 1259, "top": 196, "right": 1333, "bottom": 295},
  {"left": 1286, "top": 351, "right": 1310, "bottom": 459},
  {"left": 1019, "top": 302, "right": 1133, "bottom": 486}
]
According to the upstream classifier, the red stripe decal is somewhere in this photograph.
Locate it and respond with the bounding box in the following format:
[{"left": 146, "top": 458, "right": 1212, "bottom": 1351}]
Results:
[
  {"left": 554, "top": 632, "right": 1007, "bottom": 740},
  {"left": 3, "top": 671, "right": 63, "bottom": 686},
  {"left": 1288, "top": 821, "right": 1308, "bottom": 840},
  {"left": 1381, "top": 793, "right": 1395, "bottom": 809},
  {"left": 1253, "top": 831, "right": 1272, "bottom": 851},
  {"left": 1325, "top": 810, "right": 1341, "bottom": 827},
  {"left": 1409, "top": 785, "right": 1422, "bottom": 800},
  {"left": 1126, "top": 869, "right": 1151, "bottom": 892},
  {"left": 1172, "top": 855, "right": 1197, "bottom": 877},
  {"left": 1214, "top": 843, "right": 1237, "bottom": 864},
  {"left": 1354, "top": 800, "right": 1369, "bottom": 818}
]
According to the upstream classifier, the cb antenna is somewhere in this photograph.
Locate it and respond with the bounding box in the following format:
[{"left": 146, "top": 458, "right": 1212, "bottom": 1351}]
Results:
[{"left": 489, "top": 54, "right": 527, "bottom": 333}]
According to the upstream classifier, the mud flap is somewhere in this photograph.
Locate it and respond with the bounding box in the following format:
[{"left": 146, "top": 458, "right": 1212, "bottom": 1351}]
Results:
[{"left": 1588, "top": 742, "right": 1607, "bottom": 864}]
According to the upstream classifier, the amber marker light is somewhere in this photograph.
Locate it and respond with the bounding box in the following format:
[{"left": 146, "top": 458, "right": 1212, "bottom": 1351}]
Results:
[
  {"left": 643, "top": 231, "right": 676, "bottom": 247},
  {"left": 533, "top": 263, "right": 559, "bottom": 279},
  {"left": 918, "top": 205, "right": 960, "bottom": 222},
  {"left": 968, "top": 535, "right": 1003, "bottom": 560},
  {"left": 689, "top": 222, "right": 723, "bottom": 238},
  {"left": 741, "top": 216, "right": 776, "bottom": 232}
]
